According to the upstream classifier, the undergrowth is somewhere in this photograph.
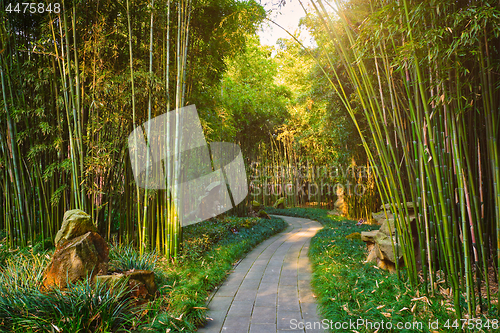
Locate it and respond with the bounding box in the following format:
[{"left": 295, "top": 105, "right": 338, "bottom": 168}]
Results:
[
  {"left": 267, "top": 207, "right": 468, "bottom": 333},
  {"left": 0, "top": 216, "right": 286, "bottom": 332},
  {"left": 145, "top": 216, "right": 286, "bottom": 331}
]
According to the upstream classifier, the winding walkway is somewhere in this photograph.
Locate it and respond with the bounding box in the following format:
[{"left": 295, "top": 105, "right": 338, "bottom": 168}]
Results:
[{"left": 198, "top": 215, "right": 325, "bottom": 333}]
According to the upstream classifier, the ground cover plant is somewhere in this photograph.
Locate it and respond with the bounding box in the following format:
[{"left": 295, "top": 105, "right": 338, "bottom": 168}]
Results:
[
  {"left": 0, "top": 216, "right": 286, "bottom": 332},
  {"left": 267, "top": 207, "right": 497, "bottom": 333}
]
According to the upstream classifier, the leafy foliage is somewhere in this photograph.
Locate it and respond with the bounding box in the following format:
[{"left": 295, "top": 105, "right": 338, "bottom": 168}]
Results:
[{"left": 212, "top": 35, "right": 291, "bottom": 156}]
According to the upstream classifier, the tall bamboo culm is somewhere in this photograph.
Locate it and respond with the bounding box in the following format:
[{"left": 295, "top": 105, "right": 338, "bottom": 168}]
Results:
[
  {"left": 306, "top": 0, "right": 500, "bottom": 316},
  {"left": 126, "top": 0, "right": 192, "bottom": 258},
  {"left": 1, "top": 0, "right": 193, "bottom": 260}
]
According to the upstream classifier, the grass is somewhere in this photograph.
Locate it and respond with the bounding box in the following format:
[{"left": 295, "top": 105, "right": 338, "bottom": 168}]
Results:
[
  {"left": 109, "top": 244, "right": 158, "bottom": 272},
  {"left": 0, "top": 249, "right": 134, "bottom": 332},
  {"left": 266, "top": 207, "right": 479, "bottom": 333},
  {"left": 0, "top": 216, "right": 287, "bottom": 332}
]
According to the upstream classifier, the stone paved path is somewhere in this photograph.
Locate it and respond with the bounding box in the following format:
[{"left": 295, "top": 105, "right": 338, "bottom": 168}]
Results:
[{"left": 198, "top": 215, "right": 325, "bottom": 333}]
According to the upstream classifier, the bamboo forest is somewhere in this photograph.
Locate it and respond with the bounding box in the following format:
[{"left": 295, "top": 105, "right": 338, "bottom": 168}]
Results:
[{"left": 1, "top": 0, "right": 499, "bottom": 332}]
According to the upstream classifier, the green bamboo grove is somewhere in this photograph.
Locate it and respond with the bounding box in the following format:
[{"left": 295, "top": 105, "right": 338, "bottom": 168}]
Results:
[
  {"left": 1, "top": 0, "right": 499, "bottom": 319},
  {"left": 248, "top": 135, "right": 378, "bottom": 217},
  {"left": 307, "top": 0, "right": 500, "bottom": 316},
  {"left": 0, "top": 0, "right": 264, "bottom": 256}
]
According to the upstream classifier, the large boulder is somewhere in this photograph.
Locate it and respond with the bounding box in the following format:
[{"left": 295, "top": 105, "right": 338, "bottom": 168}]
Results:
[
  {"left": 377, "top": 257, "right": 396, "bottom": 273},
  {"left": 361, "top": 230, "right": 378, "bottom": 243},
  {"left": 327, "top": 209, "right": 341, "bottom": 216},
  {"left": 362, "top": 205, "right": 419, "bottom": 272},
  {"left": 43, "top": 231, "right": 109, "bottom": 289},
  {"left": 371, "top": 211, "right": 393, "bottom": 225},
  {"left": 55, "top": 209, "right": 98, "bottom": 246},
  {"left": 258, "top": 210, "right": 271, "bottom": 219},
  {"left": 379, "top": 202, "right": 415, "bottom": 213},
  {"left": 379, "top": 218, "right": 396, "bottom": 236},
  {"left": 365, "top": 245, "right": 378, "bottom": 263},
  {"left": 374, "top": 232, "right": 402, "bottom": 263},
  {"left": 334, "top": 186, "right": 345, "bottom": 212}
]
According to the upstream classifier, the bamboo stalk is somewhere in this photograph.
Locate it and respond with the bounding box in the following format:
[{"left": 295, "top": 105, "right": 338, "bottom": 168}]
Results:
[
  {"left": 302, "top": 0, "right": 500, "bottom": 316},
  {"left": 126, "top": 0, "right": 141, "bottom": 250}
]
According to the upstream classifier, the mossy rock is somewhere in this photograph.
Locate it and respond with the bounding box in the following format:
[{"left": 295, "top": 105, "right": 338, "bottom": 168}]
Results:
[
  {"left": 379, "top": 202, "right": 416, "bottom": 212},
  {"left": 55, "top": 209, "right": 98, "bottom": 246},
  {"left": 96, "top": 270, "right": 156, "bottom": 299},
  {"left": 258, "top": 210, "right": 270, "bottom": 219},
  {"left": 379, "top": 218, "right": 396, "bottom": 236},
  {"left": 251, "top": 200, "right": 261, "bottom": 209},
  {"left": 374, "top": 232, "right": 402, "bottom": 262},
  {"left": 346, "top": 232, "right": 361, "bottom": 241},
  {"left": 273, "top": 197, "right": 286, "bottom": 209},
  {"left": 361, "top": 230, "right": 378, "bottom": 243}
]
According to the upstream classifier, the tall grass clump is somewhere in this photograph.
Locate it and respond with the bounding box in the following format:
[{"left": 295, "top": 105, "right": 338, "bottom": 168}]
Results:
[
  {"left": 109, "top": 243, "right": 158, "bottom": 272},
  {"left": 305, "top": 0, "right": 500, "bottom": 317},
  {"left": 0, "top": 251, "right": 134, "bottom": 332}
]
